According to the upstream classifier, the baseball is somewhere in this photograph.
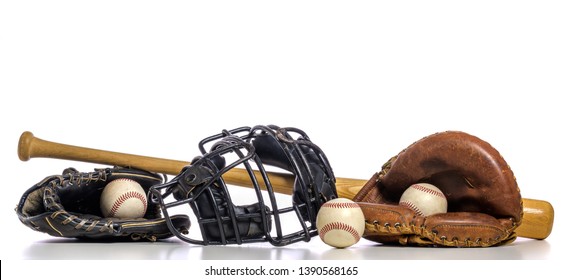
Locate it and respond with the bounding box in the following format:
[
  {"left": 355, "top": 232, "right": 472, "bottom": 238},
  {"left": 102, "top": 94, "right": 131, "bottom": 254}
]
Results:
[
  {"left": 100, "top": 178, "right": 147, "bottom": 218},
  {"left": 399, "top": 183, "right": 447, "bottom": 217},
  {"left": 316, "top": 198, "right": 365, "bottom": 248}
]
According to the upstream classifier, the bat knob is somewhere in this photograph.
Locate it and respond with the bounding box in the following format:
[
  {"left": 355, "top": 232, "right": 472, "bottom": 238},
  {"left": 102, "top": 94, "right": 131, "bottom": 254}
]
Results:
[{"left": 18, "top": 131, "right": 34, "bottom": 161}]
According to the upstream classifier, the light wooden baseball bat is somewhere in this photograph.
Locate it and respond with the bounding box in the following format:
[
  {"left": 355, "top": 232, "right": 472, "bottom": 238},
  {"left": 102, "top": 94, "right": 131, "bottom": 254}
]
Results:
[{"left": 18, "top": 131, "right": 554, "bottom": 240}]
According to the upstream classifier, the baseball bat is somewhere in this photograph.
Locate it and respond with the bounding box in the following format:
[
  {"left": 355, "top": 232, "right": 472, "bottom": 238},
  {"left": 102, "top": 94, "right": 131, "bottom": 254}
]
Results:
[{"left": 18, "top": 131, "right": 554, "bottom": 240}]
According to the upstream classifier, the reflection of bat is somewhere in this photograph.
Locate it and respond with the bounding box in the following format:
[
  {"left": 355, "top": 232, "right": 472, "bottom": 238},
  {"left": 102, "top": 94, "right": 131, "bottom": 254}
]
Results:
[{"left": 18, "top": 131, "right": 554, "bottom": 240}]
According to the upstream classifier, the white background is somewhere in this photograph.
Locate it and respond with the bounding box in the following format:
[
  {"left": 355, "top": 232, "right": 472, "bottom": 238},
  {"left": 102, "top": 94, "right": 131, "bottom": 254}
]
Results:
[{"left": 1, "top": 0, "right": 560, "bottom": 277}]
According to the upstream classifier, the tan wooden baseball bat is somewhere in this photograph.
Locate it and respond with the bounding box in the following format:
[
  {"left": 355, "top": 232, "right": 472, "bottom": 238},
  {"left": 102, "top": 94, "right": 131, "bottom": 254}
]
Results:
[{"left": 18, "top": 131, "right": 554, "bottom": 240}]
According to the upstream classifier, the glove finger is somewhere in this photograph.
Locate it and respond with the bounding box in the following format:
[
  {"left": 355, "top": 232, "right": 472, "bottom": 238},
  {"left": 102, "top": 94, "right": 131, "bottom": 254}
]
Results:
[
  {"left": 358, "top": 202, "right": 415, "bottom": 245},
  {"left": 423, "top": 212, "right": 517, "bottom": 247}
]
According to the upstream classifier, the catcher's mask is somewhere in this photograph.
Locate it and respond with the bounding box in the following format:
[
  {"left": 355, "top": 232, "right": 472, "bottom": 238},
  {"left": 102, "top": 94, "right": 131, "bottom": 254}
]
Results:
[{"left": 149, "top": 125, "right": 337, "bottom": 246}]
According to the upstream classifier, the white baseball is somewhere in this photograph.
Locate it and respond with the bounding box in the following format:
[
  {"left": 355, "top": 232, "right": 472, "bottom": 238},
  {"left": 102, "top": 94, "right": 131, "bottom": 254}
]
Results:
[
  {"left": 316, "top": 198, "right": 365, "bottom": 248},
  {"left": 399, "top": 183, "right": 447, "bottom": 217},
  {"left": 100, "top": 178, "right": 147, "bottom": 218}
]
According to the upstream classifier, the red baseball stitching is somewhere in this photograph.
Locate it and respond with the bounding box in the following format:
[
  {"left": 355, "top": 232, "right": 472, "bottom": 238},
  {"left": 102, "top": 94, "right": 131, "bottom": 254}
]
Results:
[
  {"left": 412, "top": 184, "right": 446, "bottom": 198},
  {"left": 399, "top": 201, "right": 425, "bottom": 216},
  {"left": 113, "top": 178, "right": 137, "bottom": 184},
  {"left": 108, "top": 190, "right": 147, "bottom": 217},
  {"left": 319, "top": 222, "right": 361, "bottom": 242},
  {"left": 323, "top": 202, "right": 360, "bottom": 209}
]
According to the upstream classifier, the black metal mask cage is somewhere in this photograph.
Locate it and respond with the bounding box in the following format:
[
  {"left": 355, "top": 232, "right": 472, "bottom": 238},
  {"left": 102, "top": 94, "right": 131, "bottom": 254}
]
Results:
[{"left": 149, "top": 125, "right": 337, "bottom": 246}]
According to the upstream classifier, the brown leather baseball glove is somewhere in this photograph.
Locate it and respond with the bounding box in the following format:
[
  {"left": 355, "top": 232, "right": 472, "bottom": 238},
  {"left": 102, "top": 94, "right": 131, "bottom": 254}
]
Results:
[{"left": 353, "top": 131, "right": 522, "bottom": 247}]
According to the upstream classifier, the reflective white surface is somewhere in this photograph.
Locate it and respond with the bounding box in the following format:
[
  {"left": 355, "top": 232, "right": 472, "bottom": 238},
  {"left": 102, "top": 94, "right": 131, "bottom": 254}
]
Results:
[{"left": 18, "top": 236, "right": 554, "bottom": 260}]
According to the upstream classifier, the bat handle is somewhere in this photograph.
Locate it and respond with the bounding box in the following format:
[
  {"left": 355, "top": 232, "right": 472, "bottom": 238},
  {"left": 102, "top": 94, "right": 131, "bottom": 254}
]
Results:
[
  {"left": 18, "top": 131, "right": 189, "bottom": 175},
  {"left": 17, "top": 131, "right": 295, "bottom": 188}
]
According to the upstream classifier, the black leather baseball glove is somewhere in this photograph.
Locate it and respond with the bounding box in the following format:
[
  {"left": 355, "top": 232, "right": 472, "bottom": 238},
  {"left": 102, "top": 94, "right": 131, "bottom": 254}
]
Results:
[{"left": 16, "top": 167, "right": 191, "bottom": 241}]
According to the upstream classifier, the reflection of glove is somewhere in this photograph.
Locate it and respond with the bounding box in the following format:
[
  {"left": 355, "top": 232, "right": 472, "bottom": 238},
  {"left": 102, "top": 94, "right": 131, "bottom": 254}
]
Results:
[
  {"left": 16, "top": 167, "right": 190, "bottom": 241},
  {"left": 354, "top": 131, "right": 522, "bottom": 247}
]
